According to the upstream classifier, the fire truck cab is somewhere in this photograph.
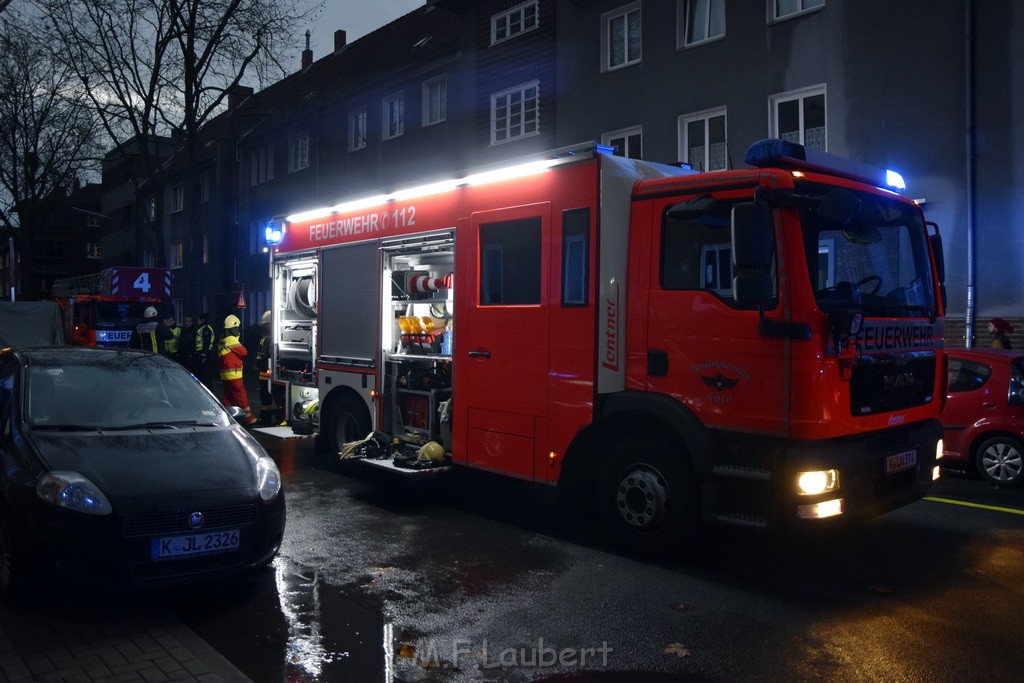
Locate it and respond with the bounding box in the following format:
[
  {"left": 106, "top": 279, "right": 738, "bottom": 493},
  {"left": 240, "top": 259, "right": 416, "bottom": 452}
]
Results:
[
  {"left": 52, "top": 267, "right": 173, "bottom": 347},
  {"left": 266, "top": 140, "right": 946, "bottom": 552}
]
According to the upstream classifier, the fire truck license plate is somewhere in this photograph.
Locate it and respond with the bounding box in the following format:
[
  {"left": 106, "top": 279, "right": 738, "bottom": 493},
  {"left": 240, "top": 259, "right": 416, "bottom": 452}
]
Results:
[
  {"left": 885, "top": 449, "right": 918, "bottom": 475},
  {"left": 151, "top": 529, "right": 239, "bottom": 560}
]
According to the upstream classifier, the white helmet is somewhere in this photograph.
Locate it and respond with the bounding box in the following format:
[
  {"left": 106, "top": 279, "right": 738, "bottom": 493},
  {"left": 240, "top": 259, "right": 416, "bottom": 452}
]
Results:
[{"left": 143, "top": 306, "right": 158, "bottom": 318}]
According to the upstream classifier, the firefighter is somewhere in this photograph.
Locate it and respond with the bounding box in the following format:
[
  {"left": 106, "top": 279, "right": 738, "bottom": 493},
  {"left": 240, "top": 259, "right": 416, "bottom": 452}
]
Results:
[
  {"left": 128, "top": 306, "right": 173, "bottom": 354},
  {"left": 163, "top": 312, "right": 180, "bottom": 360},
  {"left": 255, "top": 310, "right": 278, "bottom": 426},
  {"left": 178, "top": 315, "right": 196, "bottom": 368},
  {"left": 193, "top": 312, "right": 216, "bottom": 389},
  {"left": 218, "top": 314, "right": 256, "bottom": 425}
]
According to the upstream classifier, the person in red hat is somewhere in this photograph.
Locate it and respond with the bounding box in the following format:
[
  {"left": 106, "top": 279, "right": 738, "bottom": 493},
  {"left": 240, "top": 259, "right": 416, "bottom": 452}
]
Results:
[{"left": 988, "top": 317, "right": 1014, "bottom": 349}]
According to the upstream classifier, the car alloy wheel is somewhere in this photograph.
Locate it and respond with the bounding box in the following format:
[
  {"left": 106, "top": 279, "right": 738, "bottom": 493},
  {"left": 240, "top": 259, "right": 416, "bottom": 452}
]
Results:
[{"left": 976, "top": 436, "right": 1024, "bottom": 487}]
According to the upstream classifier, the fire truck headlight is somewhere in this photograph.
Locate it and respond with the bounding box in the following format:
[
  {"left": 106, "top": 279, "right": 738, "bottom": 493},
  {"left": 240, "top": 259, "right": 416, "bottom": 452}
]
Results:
[
  {"left": 933, "top": 465, "right": 942, "bottom": 481},
  {"left": 796, "top": 469, "right": 840, "bottom": 496},
  {"left": 797, "top": 498, "right": 843, "bottom": 519},
  {"left": 935, "top": 438, "right": 944, "bottom": 460}
]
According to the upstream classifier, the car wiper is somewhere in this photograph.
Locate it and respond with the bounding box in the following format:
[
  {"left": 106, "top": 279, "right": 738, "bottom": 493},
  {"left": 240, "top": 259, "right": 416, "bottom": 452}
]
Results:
[
  {"left": 31, "top": 424, "right": 102, "bottom": 432},
  {"left": 103, "top": 420, "right": 220, "bottom": 431}
]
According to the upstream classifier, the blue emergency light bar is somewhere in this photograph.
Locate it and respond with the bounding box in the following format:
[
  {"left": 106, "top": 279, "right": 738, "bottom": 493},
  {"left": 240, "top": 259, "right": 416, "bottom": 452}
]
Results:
[{"left": 744, "top": 138, "right": 906, "bottom": 192}]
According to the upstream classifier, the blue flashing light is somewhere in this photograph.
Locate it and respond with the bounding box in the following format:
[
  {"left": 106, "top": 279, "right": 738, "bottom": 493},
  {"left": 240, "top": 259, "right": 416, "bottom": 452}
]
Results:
[
  {"left": 264, "top": 219, "right": 285, "bottom": 245},
  {"left": 744, "top": 138, "right": 907, "bottom": 192},
  {"left": 885, "top": 169, "right": 906, "bottom": 191}
]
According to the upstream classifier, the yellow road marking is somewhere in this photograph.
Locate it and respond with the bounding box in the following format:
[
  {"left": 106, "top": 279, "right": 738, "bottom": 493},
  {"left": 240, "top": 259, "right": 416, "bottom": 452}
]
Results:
[{"left": 924, "top": 496, "right": 1024, "bottom": 516}]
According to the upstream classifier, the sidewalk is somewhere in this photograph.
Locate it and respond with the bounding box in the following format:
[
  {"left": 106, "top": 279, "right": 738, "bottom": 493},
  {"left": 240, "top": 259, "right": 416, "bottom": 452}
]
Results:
[{"left": 0, "top": 600, "right": 250, "bottom": 682}]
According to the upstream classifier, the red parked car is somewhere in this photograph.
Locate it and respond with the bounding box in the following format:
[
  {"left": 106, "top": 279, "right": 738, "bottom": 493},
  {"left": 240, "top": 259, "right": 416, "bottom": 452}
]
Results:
[{"left": 941, "top": 348, "right": 1024, "bottom": 486}]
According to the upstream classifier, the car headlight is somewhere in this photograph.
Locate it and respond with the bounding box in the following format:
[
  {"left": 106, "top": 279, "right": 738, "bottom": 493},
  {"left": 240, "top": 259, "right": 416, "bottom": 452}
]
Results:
[
  {"left": 256, "top": 455, "right": 282, "bottom": 502},
  {"left": 37, "top": 471, "right": 113, "bottom": 515},
  {"left": 233, "top": 429, "right": 282, "bottom": 502}
]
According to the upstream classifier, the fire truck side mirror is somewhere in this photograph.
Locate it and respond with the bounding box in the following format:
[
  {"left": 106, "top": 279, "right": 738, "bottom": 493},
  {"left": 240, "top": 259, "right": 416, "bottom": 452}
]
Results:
[{"left": 731, "top": 201, "right": 774, "bottom": 306}]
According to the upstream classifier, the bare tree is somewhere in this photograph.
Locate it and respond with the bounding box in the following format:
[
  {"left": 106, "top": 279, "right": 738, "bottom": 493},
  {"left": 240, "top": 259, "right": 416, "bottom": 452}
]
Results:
[
  {"left": 0, "top": 10, "right": 103, "bottom": 296},
  {"left": 40, "top": 0, "right": 318, "bottom": 269}
]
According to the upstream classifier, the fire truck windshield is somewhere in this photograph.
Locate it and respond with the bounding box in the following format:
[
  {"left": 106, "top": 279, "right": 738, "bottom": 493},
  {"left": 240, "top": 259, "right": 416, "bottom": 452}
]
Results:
[
  {"left": 797, "top": 182, "right": 936, "bottom": 319},
  {"left": 94, "top": 301, "right": 152, "bottom": 328}
]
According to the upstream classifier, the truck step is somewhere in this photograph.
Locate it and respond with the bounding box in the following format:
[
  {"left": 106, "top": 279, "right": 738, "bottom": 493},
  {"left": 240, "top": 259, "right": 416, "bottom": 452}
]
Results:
[{"left": 351, "top": 456, "right": 451, "bottom": 475}]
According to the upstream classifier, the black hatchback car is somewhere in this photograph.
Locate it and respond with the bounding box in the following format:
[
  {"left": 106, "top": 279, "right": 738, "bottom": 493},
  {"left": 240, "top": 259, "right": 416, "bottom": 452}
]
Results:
[{"left": 0, "top": 346, "right": 285, "bottom": 598}]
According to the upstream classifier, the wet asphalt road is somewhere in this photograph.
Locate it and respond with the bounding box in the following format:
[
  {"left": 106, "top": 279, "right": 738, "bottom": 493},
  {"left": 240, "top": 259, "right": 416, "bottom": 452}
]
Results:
[{"left": 163, "top": 436, "right": 1024, "bottom": 682}]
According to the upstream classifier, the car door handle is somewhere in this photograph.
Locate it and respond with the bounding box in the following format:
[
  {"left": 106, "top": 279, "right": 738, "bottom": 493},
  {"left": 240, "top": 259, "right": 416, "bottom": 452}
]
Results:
[
  {"left": 982, "top": 402, "right": 996, "bottom": 409},
  {"left": 468, "top": 350, "right": 491, "bottom": 358}
]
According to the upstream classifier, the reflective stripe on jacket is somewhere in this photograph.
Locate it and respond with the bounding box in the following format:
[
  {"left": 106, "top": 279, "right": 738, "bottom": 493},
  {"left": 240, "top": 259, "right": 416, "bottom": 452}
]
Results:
[
  {"left": 218, "top": 334, "right": 247, "bottom": 381},
  {"left": 196, "top": 324, "right": 215, "bottom": 352},
  {"left": 166, "top": 326, "right": 180, "bottom": 354}
]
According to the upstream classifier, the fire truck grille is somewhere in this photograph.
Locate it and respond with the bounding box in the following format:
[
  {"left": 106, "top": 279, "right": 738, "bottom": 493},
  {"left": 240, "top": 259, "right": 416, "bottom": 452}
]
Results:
[{"left": 849, "top": 351, "right": 937, "bottom": 416}]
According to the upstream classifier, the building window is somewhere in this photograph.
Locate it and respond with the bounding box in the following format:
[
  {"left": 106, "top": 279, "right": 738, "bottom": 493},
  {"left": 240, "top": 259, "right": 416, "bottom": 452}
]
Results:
[
  {"left": 172, "top": 184, "right": 183, "bottom": 213},
  {"left": 200, "top": 171, "right": 210, "bottom": 203},
  {"left": 602, "top": 2, "right": 641, "bottom": 72},
  {"left": 250, "top": 146, "right": 274, "bottom": 186},
  {"left": 288, "top": 133, "right": 310, "bottom": 172},
  {"left": 382, "top": 92, "right": 405, "bottom": 140},
  {"left": 491, "top": 81, "right": 539, "bottom": 145},
  {"left": 491, "top": 1, "right": 539, "bottom": 45},
  {"left": 770, "top": 85, "right": 826, "bottom": 150},
  {"left": 350, "top": 107, "right": 367, "bottom": 151},
  {"left": 679, "top": 0, "right": 725, "bottom": 47},
  {"left": 422, "top": 75, "right": 447, "bottom": 127},
  {"left": 170, "top": 241, "right": 183, "bottom": 269},
  {"left": 602, "top": 126, "right": 643, "bottom": 159},
  {"left": 679, "top": 108, "right": 727, "bottom": 171},
  {"left": 145, "top": 197, "right": 156, "bottom": 222},
  {"left": 202, "top": 233, "right": 209, "bottom": 264},
  {"left": 772, "top": 0, "right": 823, "bottom": 22}
]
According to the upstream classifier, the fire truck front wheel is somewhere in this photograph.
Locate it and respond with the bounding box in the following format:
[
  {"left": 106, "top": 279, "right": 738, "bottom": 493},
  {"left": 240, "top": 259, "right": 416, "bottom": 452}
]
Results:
[
  {"left": 599, "top": 436, "right": 700, "bottom": 556},
  {"left": 317, "top": 397, "right": 370, "bottom": 456}
]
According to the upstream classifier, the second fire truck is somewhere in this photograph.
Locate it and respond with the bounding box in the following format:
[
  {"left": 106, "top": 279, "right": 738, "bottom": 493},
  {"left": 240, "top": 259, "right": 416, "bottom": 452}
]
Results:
[{"left": 264, "top": 139, "right": 946, "bottom": 552}]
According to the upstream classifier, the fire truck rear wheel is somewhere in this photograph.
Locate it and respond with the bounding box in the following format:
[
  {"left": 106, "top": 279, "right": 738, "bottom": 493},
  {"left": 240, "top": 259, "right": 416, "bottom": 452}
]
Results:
[
  {"left": 318, "top": 397, "right": 369, "bottom": 456},
  {"left": 599, "top": 436, "right": 699, "bottom": 556}
]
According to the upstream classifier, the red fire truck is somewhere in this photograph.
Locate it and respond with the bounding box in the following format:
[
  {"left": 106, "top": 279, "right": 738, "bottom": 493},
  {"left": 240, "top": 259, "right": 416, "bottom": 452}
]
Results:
[
  {"left": 265, "top": 139, "right": 946, "bottom": 551},
  {"left": 51, "top": 267, "right": 173, "bottom": 347}
]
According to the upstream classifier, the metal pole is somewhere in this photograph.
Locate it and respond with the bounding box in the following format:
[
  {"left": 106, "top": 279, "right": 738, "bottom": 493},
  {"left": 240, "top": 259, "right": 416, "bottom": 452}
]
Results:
[{"left": 964, "top": 0, "right": 976, "bottom": 348}]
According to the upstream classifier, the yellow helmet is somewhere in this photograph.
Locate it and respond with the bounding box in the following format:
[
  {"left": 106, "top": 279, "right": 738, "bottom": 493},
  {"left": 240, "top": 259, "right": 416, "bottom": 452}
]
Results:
[
  {"left": 417, "top": 441, "right": 445, "bottom": 462},
  {"left": 260, "top": 310, "right": 272, "bottom": 324},
  {"left": 224, "top": 314, "right": 241, "bottom": 328}
]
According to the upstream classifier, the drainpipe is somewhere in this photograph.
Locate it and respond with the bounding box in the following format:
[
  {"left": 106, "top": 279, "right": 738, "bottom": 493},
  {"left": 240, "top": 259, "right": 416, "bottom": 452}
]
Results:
[{"left": 964, "top": 0, "right": 976, "bottom": 347}]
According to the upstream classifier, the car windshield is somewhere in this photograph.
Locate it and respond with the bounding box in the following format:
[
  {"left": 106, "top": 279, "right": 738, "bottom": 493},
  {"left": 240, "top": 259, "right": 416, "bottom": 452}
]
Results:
[
  {"left": 797, "top": 182, "right": 937, "bottom": 318},
  {"left": 27, "top": 355, "right": 230, "bottom": 430},
  {"left": 93, "top": 301, "right": 152, "bottom": 329}
]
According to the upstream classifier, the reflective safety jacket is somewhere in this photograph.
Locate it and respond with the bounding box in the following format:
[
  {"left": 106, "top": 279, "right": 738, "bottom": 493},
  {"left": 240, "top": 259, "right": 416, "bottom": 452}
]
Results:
[
  {"left": 166, "top": 326, "right": 180, "bottom": 355},
  {"left": 256, "top": 335, "right": 270, "bottom": 381},
  {"left": 218, "top": 334, "right": 248, "bottom": 381},
  {"left": 195, "top": 324, "right": 215, "bottom": 354}
]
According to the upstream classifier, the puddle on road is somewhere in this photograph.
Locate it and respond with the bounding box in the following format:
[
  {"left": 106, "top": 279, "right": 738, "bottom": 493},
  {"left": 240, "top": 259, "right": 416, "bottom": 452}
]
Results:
[{"left": 168, "top": 557, "right": 391, "bottom": 682}]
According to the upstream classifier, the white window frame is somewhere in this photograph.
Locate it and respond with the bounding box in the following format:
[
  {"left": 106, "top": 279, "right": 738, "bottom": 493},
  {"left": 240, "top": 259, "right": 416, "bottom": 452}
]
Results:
[
  {"left": 678, "top": 107, "right": 728, "bottom": 171},
  {"left": 422, "top": 75, "right": 447, "bottom": 127},
  {"left": 770, "top": 0, "right": 824, "bottom": 23},
  {"left": 382, "top": 92, "right": 405, "bottom": 141},
  {"left": 170, "top": 241, "right": 183, "bottom": 270},
  {"left": 678, "top": 0, "right": 725, "bottom": 48},
  {"left": 250, "top": 146, "right": 274, "bottom": 186},
  {"left": 288, "top": 132, "right": 310, "bottom": 173},
  {"left": 202, "top": 233, "right": 209, "bottom": 264},
  {"left": 769, "top": 84, "right": 827, "bottom": 150},
  {"left": 349, "top": 107, "right": 367, "bottom": 151},
  {"left": 490, "top": 80, "right": 540, "bottom": 145},
  {"left": 171, "top": 185, "right": 183, "bottom": 213},
  {"left": 601, "top": 125, "right": 643, "bottom": 159},
  {"left": 491, "top": 1, "right": 539, "bottom": 45},
  {"left": 602, "top": 2, "right": 642, "bottom": 72}
]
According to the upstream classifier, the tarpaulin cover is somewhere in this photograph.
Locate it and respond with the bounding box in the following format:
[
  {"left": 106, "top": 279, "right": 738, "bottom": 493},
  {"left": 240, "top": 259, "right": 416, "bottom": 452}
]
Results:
[{"left": 0, "top": 302, "right": 65, "bottom": 347}]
